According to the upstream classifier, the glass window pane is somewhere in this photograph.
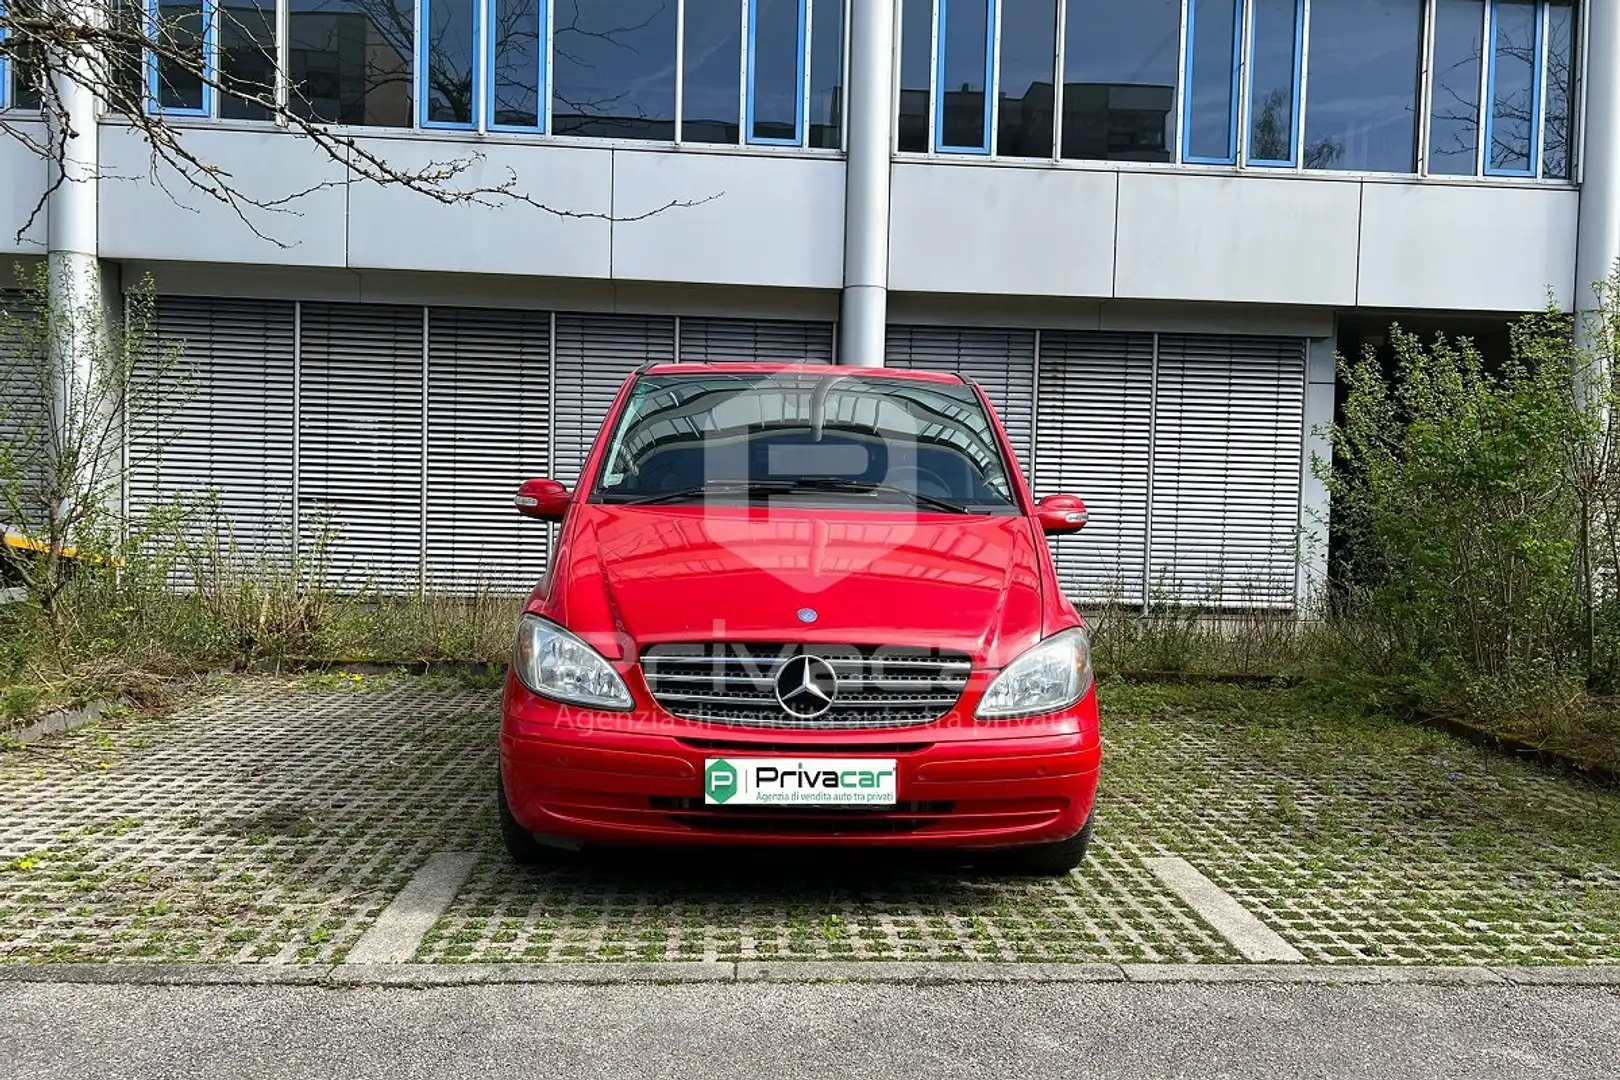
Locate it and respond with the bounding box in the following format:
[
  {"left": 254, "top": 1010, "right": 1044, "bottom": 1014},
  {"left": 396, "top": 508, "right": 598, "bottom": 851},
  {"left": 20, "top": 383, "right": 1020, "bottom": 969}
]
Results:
[
  {"left": 1247, "top": 0, "right": 1300, "bottom": 163},
  {"left": 491, "top": 0, "right": 543, "bottom": 128},
  {"left": 426, "top": 0, "right": 478, "bottom": 124},
  {"left": 8, "top": 39, "right": 45, "bottom": 112},
  {"left": 106, "top": 0, "right": 146, "bottom": 113},
  {"left": 1062, "top": 0, "right": 1178, "bottom": 162},
  {"left": 155, "top": 1, "right": 207, "bottom": 111},
  {"left": 1488, "top": 0, "right": 1538, "bottom": 173},
  {"left": 553, "top": 0, "right": 677, "bottom": 140},
  {"left": 1429, "top": 0, "right": 1485, "bottom": 175},
  {"left": 996, "top": 0, "right": 1055, "bottom": 158},
  {"left": 939, "top": 0, "right": 991, "bottom": 149},
  {"left": 808, "top": 0, "right": 844, "bottom": 148},
  {"left": 1302, "top": 0, "right": 1422, "bottom": 172},
  {"left": 750, "top": 0, "right": 802, "bottom": 142},
  {"left": 219, "top": 0, "right": 277, "bottom": 120},
  {"left": 288, "top": 0, "right": 415, "bottom": 127},
  {"left": 685, "top": 0, "right": 741, "bottom": 144},
  {"left": 897, "top": 0, "right": 932, "bottom": 152},
  {"left": 1186, "top": 0, "right": 1239, "bottom": 161},
  {"left": 1542, "top": 0, "right": 1575, "bottom": 179}
]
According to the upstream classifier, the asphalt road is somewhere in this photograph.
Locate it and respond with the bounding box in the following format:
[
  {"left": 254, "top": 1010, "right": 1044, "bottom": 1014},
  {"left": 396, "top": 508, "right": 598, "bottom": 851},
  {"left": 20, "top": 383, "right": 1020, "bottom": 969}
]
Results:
[{"left": 3, "top": 981, "right": 1618, "bottom": 1079}]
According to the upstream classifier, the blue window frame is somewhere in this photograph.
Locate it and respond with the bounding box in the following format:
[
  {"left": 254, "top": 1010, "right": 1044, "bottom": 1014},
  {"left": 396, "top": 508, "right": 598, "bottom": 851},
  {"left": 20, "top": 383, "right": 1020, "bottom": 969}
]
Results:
[
  {"left": 0, "top": 5, "right": 10, "bottom": 112},
  {"left": 145, "top": 0, "right": 215, "bottom": 117},
  {"left": 935, "top": 0, "right": 997, "bottom": 153},
  {"left": 420, "top": 0, "right": 481, "bottom": 129},
  {"left": 1483, "top": 0, "right": 1543, "bottom": 176},
  {"left": 747, "top": 0, "right": 808, "bottom": 145},
  {"left": 1183, "top": 0, "right": 1243, "bottom": 163},
  {"left": 486, "top": 0, "right": 547, "bottom": 132},
  {"left": 1245, "top": 0, "right": 1306, "bottom": 166}
]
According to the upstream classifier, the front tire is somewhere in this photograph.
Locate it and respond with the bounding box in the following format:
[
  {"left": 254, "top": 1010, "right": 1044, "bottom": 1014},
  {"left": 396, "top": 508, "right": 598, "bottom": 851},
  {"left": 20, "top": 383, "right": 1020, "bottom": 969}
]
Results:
[
  {"left": 980, "top": 814, "right": 1093, "bottom": 877},
  {"left": 496, "top": 766, "right": 549, "bottom": 867}
]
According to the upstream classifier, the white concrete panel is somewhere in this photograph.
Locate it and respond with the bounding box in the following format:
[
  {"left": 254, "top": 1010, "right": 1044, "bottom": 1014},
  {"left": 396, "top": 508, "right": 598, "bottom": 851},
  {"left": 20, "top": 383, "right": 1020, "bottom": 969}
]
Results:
[
  {"left": 610, "top": 150, "right": 844, "bottom": 289},
  {"left": 0, "top": 128, "right": 49, "bottom": 254},
  {"left": 1357, "top": 182, "right": 1579, "bottom": 311},
  {"left": 888, "top": 163, "right": 1116, "bottom": 297},
  {"left": 346, "top": 138, "right": 612, "bottom": 278},
  {"left": 1114, "top": 172, "right": 1361, "bottom": 306},
  {"left": 98, "top": 125, "right": 348, "bottom": 265}
]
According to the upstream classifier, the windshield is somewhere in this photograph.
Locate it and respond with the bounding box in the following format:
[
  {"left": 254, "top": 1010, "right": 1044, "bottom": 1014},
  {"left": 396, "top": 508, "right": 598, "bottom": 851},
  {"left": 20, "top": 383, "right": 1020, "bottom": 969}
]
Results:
[{"left": 590, "top": 372, "right": 1020, "bottom": 513}]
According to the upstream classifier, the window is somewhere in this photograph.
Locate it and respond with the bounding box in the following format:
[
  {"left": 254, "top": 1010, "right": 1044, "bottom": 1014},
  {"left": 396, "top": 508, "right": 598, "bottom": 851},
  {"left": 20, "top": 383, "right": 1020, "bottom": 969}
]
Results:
[
  {"left": 807, "top": 0, "right": 844, "bottom": 147},
  {"left": 552, "top": 0, "right": 677, "bottom": 139},
  {"left": 1486, "top": 0, "right": 1540, "bottom": 174},
  {"left": 937, "top": 0, "right": 995, "bottom": 152},
  {"left": 897, "top": 0, "right": 933, "bottom": 151},
  {"left": 685, "top": 0, "right": 742, "bottom": 145},
  {"left": 0, "top": 5, "right": 8, "bottom": 112},
  {"left": 1429, "top": 0, "right": 1485, "bottom": 174},
  {"left": 1184, "top": 0, "right": 1241, "bottom": 162},
  {"left": 288, "top": 0, "right": 415, "bottom": 127},
  {"left": 1428, "top": 0, "right": 1573, "bottom": 179},
  {"left": 997, "top": 0, "right": 1056, "bottom": 158},
  {"left": 1542, "top": 0, "right": 1576, "bottom": 179},
  {"left": 1245, "top": 0, "right": 1304, "bottom": 166},
  {"left": 749, "top": 0, "right": 804, "bottom": 144},
  {"left": 422, "top": 0, "right": 479, "bottom": 127},
  {"left": 218, "top": 0, "right": 278, "bottom": 120},
  {"left": 1303, "top": 0, "right": 1423, "bottom": 172},
  {"left": 489, "top": 0, "right": 545, "bottom": 130},
  {"left": 146, "top": 0, "right": 213, "bottom": 115},
  {"left": 1062, "top": 0, "right": 1179, "bottom": 163}
]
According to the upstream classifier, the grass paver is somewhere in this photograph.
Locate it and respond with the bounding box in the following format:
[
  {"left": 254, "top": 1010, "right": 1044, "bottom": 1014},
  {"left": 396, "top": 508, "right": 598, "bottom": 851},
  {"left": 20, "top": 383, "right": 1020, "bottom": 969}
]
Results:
[{"left": 2, "top": 675, "right": 1617, "bottom": 965}]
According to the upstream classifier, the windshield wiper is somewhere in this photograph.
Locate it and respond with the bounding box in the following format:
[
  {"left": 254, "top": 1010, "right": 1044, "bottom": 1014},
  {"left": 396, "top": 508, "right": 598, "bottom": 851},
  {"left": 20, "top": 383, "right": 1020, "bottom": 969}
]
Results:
[
  {"left": 614, "top": 480, "right": 771, "bottom": 506},
  {"left": 783, "top": 478, "right": 972, "bottom": 514}
]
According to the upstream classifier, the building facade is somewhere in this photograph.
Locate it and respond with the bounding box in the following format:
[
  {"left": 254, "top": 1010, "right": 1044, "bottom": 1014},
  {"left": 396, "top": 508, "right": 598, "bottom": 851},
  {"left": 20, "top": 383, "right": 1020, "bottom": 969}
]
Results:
[{"left": 2, "top": 0, "right": 1616, "bottom": 607}]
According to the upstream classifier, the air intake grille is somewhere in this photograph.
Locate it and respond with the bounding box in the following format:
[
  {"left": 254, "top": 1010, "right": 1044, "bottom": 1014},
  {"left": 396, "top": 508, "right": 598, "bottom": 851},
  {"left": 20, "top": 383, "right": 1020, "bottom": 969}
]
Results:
[{"left": 641, "top": 643, "right": 972, "bottom": 730}]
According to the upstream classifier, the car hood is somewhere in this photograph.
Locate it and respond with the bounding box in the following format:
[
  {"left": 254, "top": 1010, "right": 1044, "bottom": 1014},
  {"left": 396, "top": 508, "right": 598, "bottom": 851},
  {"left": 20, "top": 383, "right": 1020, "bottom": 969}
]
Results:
[{"left": 543, "top": 504, "right": 1048, "bottom": 669}]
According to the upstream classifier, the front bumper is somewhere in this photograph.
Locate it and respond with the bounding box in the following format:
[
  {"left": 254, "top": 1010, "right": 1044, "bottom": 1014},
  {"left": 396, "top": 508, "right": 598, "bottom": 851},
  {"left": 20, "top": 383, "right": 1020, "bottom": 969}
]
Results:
[{"left": 499, "top": 672, "right": 1102, "bottom": 850}]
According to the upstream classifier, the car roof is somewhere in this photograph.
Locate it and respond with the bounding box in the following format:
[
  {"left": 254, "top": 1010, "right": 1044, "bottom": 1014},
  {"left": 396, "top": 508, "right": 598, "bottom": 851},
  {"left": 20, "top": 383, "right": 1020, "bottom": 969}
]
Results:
[{"left": 637, "top": 362, "right": 970, "bottom": 386}]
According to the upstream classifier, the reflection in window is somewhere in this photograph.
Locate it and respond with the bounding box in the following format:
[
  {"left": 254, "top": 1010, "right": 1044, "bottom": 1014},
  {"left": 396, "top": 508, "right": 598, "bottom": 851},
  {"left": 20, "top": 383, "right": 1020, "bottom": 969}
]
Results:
[
  {"left": 1185, "top": 0, "right": 1240, "bottom": 162},
  {"left": 150, "top": 0, "right": 209, "bottom": 113},
  {"left": 288, "top": 0, "right": 415, "bottom": 127},
  {"left": 219, "top": 0, "right": 277, "bottom": 120},
  {"left": 1543, "top": 0, "right": 1576, "bottom": 179},
  {"left": 552, "top": 0, "right": 677, "bottom": 140},
  {"left": 1429, "top": 0, "right": 1485, "bottom": 175},
  {"left": 490, "top": 0, "right": 544, "bottom": 129},
  {"left": 1246, "top": 0, "right": 1302, "bottom": 165},
  {"left": 424, "top": 0, "right": 478, "bottom": 125},
  {"left": 997, "top": 0, "right": 1056, "bottom": 158},
  {"left": 5, "top": 37, "right": 45, "bottom": 112},
  {"left": 685, "top": 0, "right": 741, "bottom": 144},
  {"left": 749, "top": 0, "right": 803, "bottom": 142},
  {"left": 807, "top": 0, "right": 844, "bottom": 148},
  {"left": 897, "top": 0, "right": 932, "bottom": 152},
  {"left": 1303, "top": 0, "right": 1421, "bottom": 173},
  {"left": 1063, "top": 0, "right": 1178, "bottom": 162},
  {"left": 938, "top": 0, "right": 993, "bottom": 151},
  {"left": 1487, "top": 0, "right": 1538, "bottom": 174}
]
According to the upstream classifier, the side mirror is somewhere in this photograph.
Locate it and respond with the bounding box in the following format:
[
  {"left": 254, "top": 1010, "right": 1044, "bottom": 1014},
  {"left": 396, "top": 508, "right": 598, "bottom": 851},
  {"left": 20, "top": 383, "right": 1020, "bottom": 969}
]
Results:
[
  {"left": 515, "top": 478, "right": 571, "bottom": 521},
  {"left": 1035, "top": 494, "right": 1089, "bottom": 535}
]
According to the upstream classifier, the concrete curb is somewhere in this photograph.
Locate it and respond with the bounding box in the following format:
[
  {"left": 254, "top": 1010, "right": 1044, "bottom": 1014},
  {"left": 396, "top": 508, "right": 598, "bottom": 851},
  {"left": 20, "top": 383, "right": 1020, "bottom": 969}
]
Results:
[{"left": 3, "top": 962, "right": 1618, "bottom": 988}]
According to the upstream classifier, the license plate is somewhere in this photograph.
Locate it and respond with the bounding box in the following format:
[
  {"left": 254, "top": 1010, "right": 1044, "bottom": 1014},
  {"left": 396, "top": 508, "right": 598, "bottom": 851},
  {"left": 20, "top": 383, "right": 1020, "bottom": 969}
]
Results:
[{"left": 703, "top": 757, "right": 898, "bottom": 806}]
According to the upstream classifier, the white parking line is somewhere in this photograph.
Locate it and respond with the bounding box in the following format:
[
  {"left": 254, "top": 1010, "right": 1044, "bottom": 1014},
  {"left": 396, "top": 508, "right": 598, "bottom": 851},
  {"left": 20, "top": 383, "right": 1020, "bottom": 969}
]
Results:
[
  {"left": 1145, "top": 856, "right": 1305, "bottom": 963},
  {"left": 344, "top": 852, "right": 480, "bottom": 965}
]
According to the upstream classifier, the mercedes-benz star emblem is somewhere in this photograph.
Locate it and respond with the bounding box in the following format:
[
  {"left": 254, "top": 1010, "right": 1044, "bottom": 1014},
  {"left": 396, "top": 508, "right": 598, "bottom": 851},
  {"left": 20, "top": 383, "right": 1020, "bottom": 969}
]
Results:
[
  {"left": 774, "top": 655, "right": 838, "bottom": 719},
  {"left": 797, "top": 607, "right": 818, "bottom": 624}
]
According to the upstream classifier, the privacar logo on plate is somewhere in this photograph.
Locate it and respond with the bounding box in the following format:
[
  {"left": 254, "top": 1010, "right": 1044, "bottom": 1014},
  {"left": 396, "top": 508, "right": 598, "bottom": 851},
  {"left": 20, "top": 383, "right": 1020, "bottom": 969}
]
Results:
[{"left": 703, "top": 757, "right": 898, "bottom": 806}]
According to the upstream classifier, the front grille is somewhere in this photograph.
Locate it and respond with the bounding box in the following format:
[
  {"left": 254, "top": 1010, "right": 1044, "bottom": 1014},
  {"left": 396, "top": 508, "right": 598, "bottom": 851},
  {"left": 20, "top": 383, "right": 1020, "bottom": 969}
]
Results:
[{"left": 641, "top": 642, "right": 971, "bottom": 729}]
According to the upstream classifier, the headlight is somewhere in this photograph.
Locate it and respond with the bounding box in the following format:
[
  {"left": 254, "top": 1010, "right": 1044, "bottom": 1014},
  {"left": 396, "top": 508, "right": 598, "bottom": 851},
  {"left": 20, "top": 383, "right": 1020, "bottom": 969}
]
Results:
[
  {"left": 975, "top": 627, "right": 1093, "bottom": 720},
  {"left": 512, "top": 614, "right": 633, "bottom": 711}
]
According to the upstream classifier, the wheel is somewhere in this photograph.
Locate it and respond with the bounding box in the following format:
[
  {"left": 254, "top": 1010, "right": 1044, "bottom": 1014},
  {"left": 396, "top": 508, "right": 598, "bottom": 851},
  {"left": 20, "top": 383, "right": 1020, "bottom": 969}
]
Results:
[
  {"left": 979, "top": 814, "right": 1093, "bottom": 877},
  {"left": 496, "top": 766, "right": 549, "bottom": 867}
]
